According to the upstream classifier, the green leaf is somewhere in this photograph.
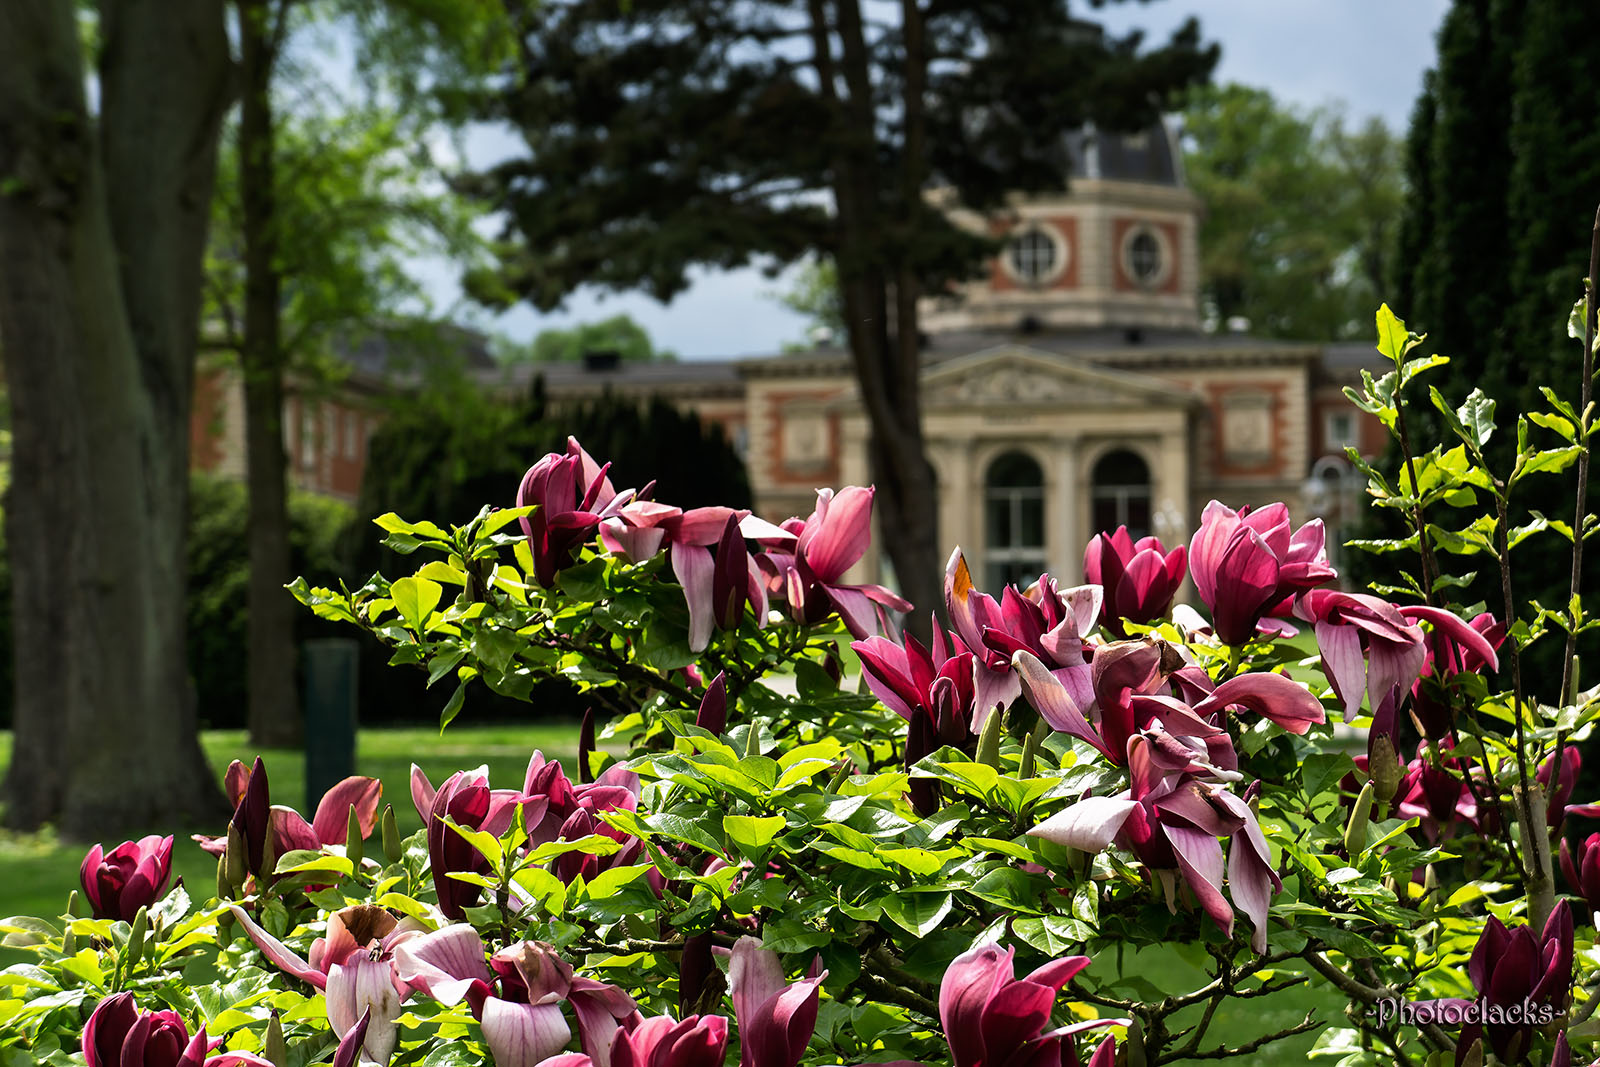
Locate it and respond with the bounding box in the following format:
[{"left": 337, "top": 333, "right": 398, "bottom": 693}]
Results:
[
  {"left": 880, "top": 890, "right": 953, "bottom": 936},
  {"left": 439, "top": 682, "right": 468, "bottom": 731},
  {"left": 391, "top": 576, "right": 443, "bottom": 631},
  {"left": 1529, "top": 411, "right": 1578, "bottom": 442},
  {"left": 1456, "top": 389, "right": 1497, "bottom": 449},
  {"left": 1374, "top": 304, "right": 1416, "bottom": 364},
  {"left": 724, "top": 814, "right": 786, "bottom": 856},
  {"left": 1514, "top": 446, "right": 1582, "bottom": 484}
]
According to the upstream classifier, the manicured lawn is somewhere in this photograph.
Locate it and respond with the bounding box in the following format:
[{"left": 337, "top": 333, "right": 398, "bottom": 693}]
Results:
[{"left": 0, "top": 723, "right": 584, "bottom": 924}]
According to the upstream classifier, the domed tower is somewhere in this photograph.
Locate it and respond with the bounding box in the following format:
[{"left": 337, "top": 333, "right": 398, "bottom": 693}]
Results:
[{"left": 920, "top": 120, "right": 1202, "bottom": 334}]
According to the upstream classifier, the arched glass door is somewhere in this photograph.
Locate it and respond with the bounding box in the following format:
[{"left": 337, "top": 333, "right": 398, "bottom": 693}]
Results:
[
  {"left": 1091, "top": 449, "right": 1152, "bottom": 539},
  {"left": 984, "top": 451, "right": 1046, "bottom": 590}
]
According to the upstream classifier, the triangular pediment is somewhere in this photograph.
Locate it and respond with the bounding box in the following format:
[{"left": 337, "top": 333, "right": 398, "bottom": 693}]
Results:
[{"left": 919, "top": 345, "right": 1197, "bottom": 410}]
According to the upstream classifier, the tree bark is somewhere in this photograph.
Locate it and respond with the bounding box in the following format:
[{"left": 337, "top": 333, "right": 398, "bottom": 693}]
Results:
[
  {"left": 0, "top": 0, "right": 231, "bottom": 836},
  {"left": 238, "top": 0, "right": 302, "bottom": 748},
  {"left": 816, "top": 0, "right": 942, "bottom": 629}
]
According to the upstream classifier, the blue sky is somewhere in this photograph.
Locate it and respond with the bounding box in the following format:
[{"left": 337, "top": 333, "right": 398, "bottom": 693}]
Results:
[{"left": 435, "top": 0, "right": 1452, "bottom": 358}]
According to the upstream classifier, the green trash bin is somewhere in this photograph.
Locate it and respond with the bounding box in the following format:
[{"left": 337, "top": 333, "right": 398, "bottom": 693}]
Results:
[{"left": 304, "top": 638, "right": 359, "bottom": 812}]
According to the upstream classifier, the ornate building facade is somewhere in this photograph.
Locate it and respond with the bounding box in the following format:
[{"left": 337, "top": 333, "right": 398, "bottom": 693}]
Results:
[{"left": 192, "top": 121, "right": 1386, "bottom": 589}]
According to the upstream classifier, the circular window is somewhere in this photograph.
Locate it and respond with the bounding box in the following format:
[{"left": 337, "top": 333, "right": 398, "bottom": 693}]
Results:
[
  {"left": 1004, "top": 225, "right": 1067, "bottom": 286},
  {"left": 1121, "top": 225, "right": 1170, "bottom": 288}
]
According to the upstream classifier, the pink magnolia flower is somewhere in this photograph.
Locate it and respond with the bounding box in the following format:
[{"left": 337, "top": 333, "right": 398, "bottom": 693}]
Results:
[
  {"left": 1560, "top": 832, "right": 1600, "bottom": 917},
  {"left": 82, "top": 992, "right": 276, "bottom": 1067},
  {"left": 757, "top": 486, "right": 912, "bottom": 640},
  {"left": 945, "top": 549, "right": 1102, "bottom": 729},
  {"left": 517, "top": 437, "right": 633, "bottom": 588},
  {"left": 609, "top": 1014, "right": 729, "bottom": 1067},
  {"left": 1462, "top": 903, "right": 1573, "bottom": 1064},
  {"left": 1188, "top": 501, "right": 1335, "bottom": 644},
  {"left": 1537, "top": 748, "right": 1600, "bottom": 830},
  {"left": 80, "top": 835, "right": 173, "bottom": 922},
  {"left": 1014, "top": 637, "right": 1322, "bottom": 767},
  {"left": 938, "top": 942, "right": 1125, "bottom": 1067},
  {"left": 229, "top": 903, "right": 424, "bottom": 1065},
  {"left": 396, "top": 928, "right": 641, "bottom": 1067},
  {"left": 727, "top": 937, "right": 827, "bottom": 1067},
  {"left": 1084, "top": 526, "right": 1187, "bottom": 638},
  {"left": 410, "top": 765, "right": 535, "bottom": 919},
  {"left": 1295, "top": 591, "right": 1498, "bottom": 720},
  {"left": 1029, "top": 731, "right": 1281, "bottom": 952},
  {"left": 195, "top": 758, "right": 383, "bottom": 880}
]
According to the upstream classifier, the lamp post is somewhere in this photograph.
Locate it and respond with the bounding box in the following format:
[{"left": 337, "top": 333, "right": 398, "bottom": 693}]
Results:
[{"left": 1302, "top": 455, "right": 1363, "bottom": 576}]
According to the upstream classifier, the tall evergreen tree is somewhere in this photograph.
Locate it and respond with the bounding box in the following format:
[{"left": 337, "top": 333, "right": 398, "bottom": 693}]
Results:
[
  {"left": 461, "top": 0, "right": 1216, "bottom": 620},
  {"left": 1394, "top": 0, "right": 1525, "bottom": 400}
]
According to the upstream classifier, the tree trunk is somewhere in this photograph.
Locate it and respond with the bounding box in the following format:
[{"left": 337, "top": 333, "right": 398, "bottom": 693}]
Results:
[
  {"left": 238, "top": 0, "right": 302, "bottom": 748},
  {"left": 0, "top": 0, "right": 230, "bottom": 836},
  {"left": 819, "top": 0, "right": 943, "bottom": 628}
]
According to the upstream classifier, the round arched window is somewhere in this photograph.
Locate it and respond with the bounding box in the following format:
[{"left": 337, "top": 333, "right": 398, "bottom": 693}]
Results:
[
  {"left": 1007, "top": 227, "right": 1061, "bottom": 286},
  {"left": 984, "top": 450, "right": 1046, "bottom": 590},
  {"left": 1091, "top": 449, "right": 1152, "bottom": 540}
]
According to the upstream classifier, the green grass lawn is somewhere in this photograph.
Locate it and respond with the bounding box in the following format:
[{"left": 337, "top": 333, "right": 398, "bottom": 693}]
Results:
[{"left": 0, "top": 723, "right": 584, "bottom": 923}]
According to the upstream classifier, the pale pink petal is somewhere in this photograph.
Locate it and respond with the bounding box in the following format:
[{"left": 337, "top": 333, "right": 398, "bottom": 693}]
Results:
[
  {"left": 1013, "top": 651, "right": 1104, "bottom": 755},
  {"left": 671, "top": 544, "right": 716, "bottom": 652},
  {"left": 729, "top": 936, "right": 788, "bottom": 1034},
  {"left": 410, "top": 765, "right": 437, "bottom": 826},
  {"left": 1028, "top": 797, "right": 1139, "bottom": 852},
  {"left": 392, "top": 924, "right": 493, "bottom": 1005},
  {"left": 1194, "top": 672, "right": 1325, "bottom": 734},
  {"left": 481, "top": 999, "right": 573, "bottom": 1067},
  {"left": 1314, "top": 620, "right": 1367, "bottom": 714}
]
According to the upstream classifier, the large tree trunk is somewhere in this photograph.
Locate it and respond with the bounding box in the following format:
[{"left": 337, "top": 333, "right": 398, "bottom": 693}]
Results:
[
  {"left": 0, "top": 0, "right": 230, "bottom": 836},
  {"left": 816, "top": 0, "right": 942, "bottom": 628},
  {"left": 238, "top": 0, "right": 302, "bottom": 748}
]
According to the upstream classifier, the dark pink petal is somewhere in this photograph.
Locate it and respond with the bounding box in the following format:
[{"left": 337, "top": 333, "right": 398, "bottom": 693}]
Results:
[
  {"left": 1241, "top": 502, "right": 1291, "bottom": 559},
  {"left": 1364, "top": 636, "right": 1428, "bottom": 716},
  {"left": 945, "top": 550, "right": 990, "bottom": 658},
  {"left": 696, "top": 672, "right": 728, "bottom": 734},
  {"left": 1021, "top": 956, "right": 1091, "bottom": 991},
  {"left": 311, "top": 777, "right": 384, "bottom": 846},
  {"left": 79, "top": 844, "right": 106, "bottom": 917},
  {"left": 227, "top": 904, "right": 329, "bottom": 990},
  {"left": 331, "top": 1008, "right": 372, "bottom": 1067},
  {"left": 1013, "top": 652, "right": 1106, "bottom": 757},
  {"left": 1209, "top": 528, "right": 1280, "bottom": 645},
  {"left": 978, "top": 978, "right": 1055, "bottom": 1065},
  {"left": 1163, "top": 824, "right": 1233, "bottom": 938},
  {"left": 1194, "top": 672, "right": 1325, "bottom": 734},
  {"left": 269, "top": 807, "right": 321, "bottom": 857},
  {"left": 205, "top": 1053, "right": 279, "bottom": 1067},
  {"left": 853, "top": 637, "right": 920, "bottom": 721},
  {"left": 745, "top": 974, "right": 825, "bottom": 1067},
  {"left": 672, "top": 506, "right": 745, "bottom": 546},
  {"left": 1400, "top": 606, "right": 1501, "bottom": 675},
  {"left": 1187, "top": 501, "right": 1241, "bottom": 608},
  {"left": 84, "top": 992, "right": 139, "bottom": 1067},
  {"left": 939, "top": 943, "right": 1013, "bottom": 1067},
  {"left": 825, "top": 585, "right": 880, "bottom": 640},
  {"left": 799, "top": 486, "right": 874, "bottom": 583}
]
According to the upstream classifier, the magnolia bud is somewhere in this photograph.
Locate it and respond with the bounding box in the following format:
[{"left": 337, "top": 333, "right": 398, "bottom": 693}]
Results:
[
  {"left": 61, "top": 927, "right": 76, "bottom": 956},
  {"left": 224, "top": 824, "right": 246, "bottom": 891},
  {"left": 217, "top": 854, "right": 233, "bottom": 902},
  {"left": 263, "top": 1012, "right": 287, "bottom": 1067},
  {"left": 1370, "top": 735, "right": 1402, "bottom": 807},
  {"left": 1345, "top": 781, "right": 1375, "bottom": 858},
  {"left": 1459, "top": 1038, "right": 1484, "bottom": 1067},
  {"left": 126, "top": 905, "right": 148, "bottom": 972},
  {"left": 66, "top": 889, "right": 83, "bottom": 919},
  {"left": 825, "top": 762, "right": 851, "bottom": 794},
  {"left": 1422, "top": 864, "right": 1440, "bottom": 913},
  {"left": 1125, "top": 1015, "right": 1148, "bottom": 1067},
  {"left": 259, "top": 828, "right": 277, "bottom": 883},
  {"left": 382, "top": 804, "right": 401, "bottom": 864},
  {"left": 346, "top": 804, "right": 364, "bottom": 871},
  {"left": 976, "top": 707, "right": 1004, "bottom": 770}
]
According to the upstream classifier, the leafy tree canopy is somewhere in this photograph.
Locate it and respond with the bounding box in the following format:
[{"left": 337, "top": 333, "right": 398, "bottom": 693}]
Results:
[
  {"left": 494, "top": 313, "right": 679, "bottom": 364},
  {"left": 1181, "top": 83, "right": 1403, "bottom": 341}
]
